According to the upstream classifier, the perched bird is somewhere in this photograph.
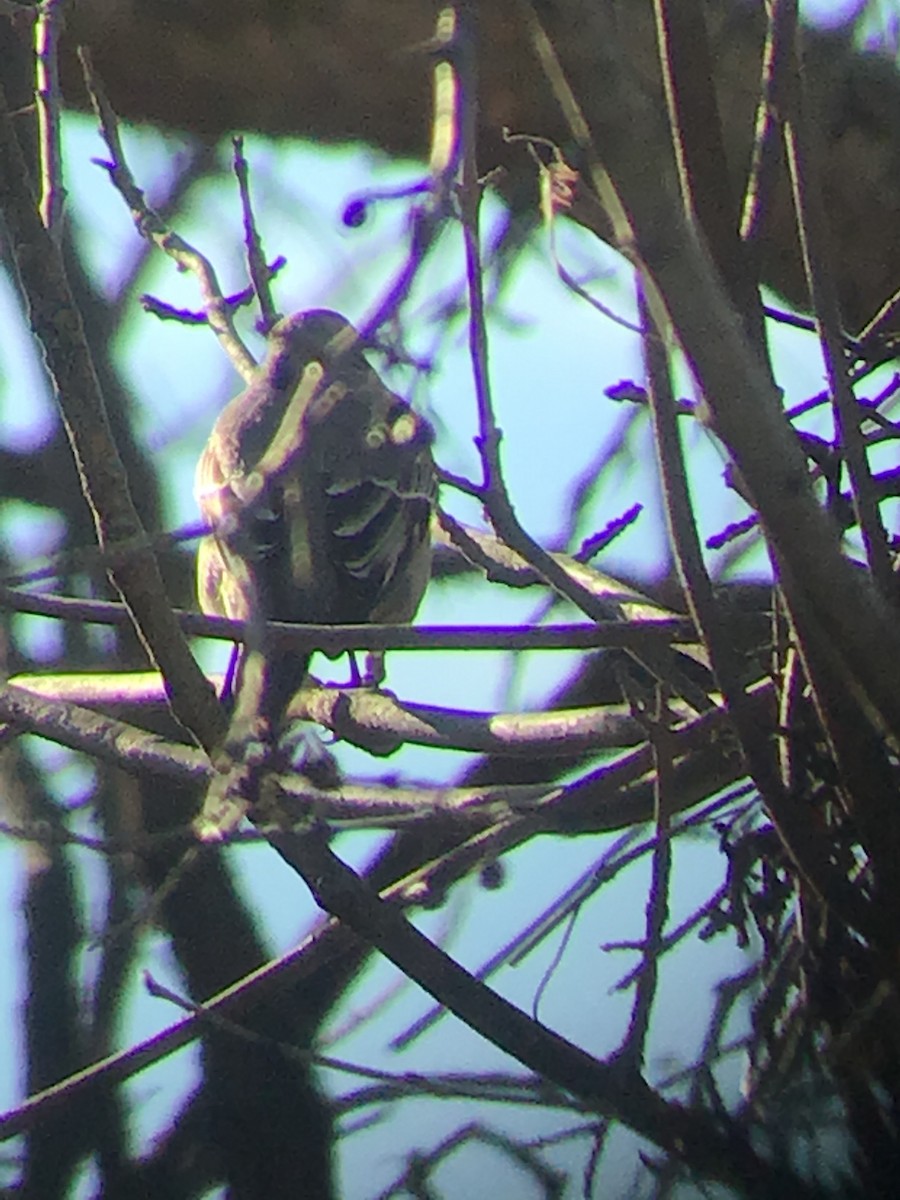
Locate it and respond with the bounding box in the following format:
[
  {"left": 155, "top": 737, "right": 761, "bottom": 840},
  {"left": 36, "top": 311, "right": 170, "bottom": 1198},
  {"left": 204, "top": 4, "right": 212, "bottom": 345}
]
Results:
[{"left": 195, "top": 309, "right": 436, "bottom": 745}]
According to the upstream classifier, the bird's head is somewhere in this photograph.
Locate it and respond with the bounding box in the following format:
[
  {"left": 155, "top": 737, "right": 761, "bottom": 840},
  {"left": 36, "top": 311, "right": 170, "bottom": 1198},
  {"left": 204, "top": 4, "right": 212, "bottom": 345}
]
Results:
[{"left": 265, "top": 309, "right": 364, "bottom": 392}]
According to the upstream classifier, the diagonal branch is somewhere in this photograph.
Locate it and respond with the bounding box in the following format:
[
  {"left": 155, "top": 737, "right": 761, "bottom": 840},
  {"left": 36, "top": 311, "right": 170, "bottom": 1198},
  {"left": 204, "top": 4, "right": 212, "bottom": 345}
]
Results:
[{"left": 0, "top": 75, "right": 224, "bottom": 757}]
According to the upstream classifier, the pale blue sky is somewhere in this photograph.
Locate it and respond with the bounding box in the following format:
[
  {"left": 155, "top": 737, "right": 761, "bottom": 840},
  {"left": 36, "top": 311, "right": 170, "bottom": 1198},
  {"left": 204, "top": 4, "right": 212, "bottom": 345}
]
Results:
[{"left": 0, "top": 4, "right": 887, "bottom": 1191}]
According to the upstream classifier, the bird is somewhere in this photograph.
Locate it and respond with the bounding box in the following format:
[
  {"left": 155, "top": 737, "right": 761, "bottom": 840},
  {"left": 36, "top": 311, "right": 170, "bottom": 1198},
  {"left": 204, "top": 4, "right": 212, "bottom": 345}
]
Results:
[{"left": 194, "top": 309, "right": 436, "bottom": 756}]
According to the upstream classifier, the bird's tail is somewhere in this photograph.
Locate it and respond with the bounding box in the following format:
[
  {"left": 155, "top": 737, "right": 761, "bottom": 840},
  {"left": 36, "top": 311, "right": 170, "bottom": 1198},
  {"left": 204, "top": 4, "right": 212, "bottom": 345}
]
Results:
[{"left": 195, "top": 644, "right": 337, "bottom": 841}]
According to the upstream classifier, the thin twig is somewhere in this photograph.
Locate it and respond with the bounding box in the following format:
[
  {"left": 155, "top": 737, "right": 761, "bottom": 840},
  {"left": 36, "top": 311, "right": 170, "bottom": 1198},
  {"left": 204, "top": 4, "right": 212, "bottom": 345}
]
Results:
[
  {"left": 34, "top": 0, "right": 67, "bottom": 237},
  {"left": 740, "top": 0, "right": 795, "bottom": 248},
  {"left": 508, "top": 136, "right": 642, "bottom": 334},
  {"left": 616, "top": 686, "right": 675, "bottom": 1068},
  {"left": 77, "top": 47, "right": 256, "bottom": 381},
  {"left": 141, "top": 256, "right": 286, "bottom": 323},
  {"left": 654, "top": 0, "right": 768, "bottom": 359},
  {"left": 231, "top": 135, "right": 278, "bottom": 330},
  {"left": 781, "top": 28, "right": 893, "bottom": 597},
  {"left": 0, "top": 583, "right": 702, "bottom": 652}
]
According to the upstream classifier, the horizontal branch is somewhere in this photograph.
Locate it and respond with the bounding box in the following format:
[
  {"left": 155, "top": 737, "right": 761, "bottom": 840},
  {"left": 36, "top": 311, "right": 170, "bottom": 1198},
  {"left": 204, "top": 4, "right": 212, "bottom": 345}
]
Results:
[
  {"left": 2, "top": 674, "right": 770, "bottom": 838},
  {"left": 0, "top": 585, "right": 700, "bottom": 651}
]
